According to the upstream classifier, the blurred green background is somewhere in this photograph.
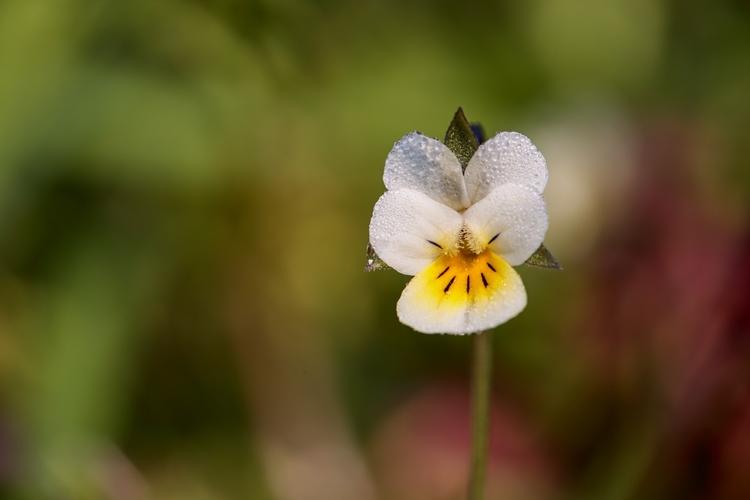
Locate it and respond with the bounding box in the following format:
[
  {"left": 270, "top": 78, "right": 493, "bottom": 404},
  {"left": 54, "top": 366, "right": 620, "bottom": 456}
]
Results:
[{"left": 1, "top": 0, "right": 750, "bottom": 499}]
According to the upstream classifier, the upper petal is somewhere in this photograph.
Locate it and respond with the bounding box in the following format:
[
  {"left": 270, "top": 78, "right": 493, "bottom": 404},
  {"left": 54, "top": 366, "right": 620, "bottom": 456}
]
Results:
[
  {"left": 463, "top": 132, "right": 548, "bottom": 204},
  {"left": 384, "top": 132, "right": 470, "bottom": 211},
  {"left": 369, "top": 189, "right": 463, "bottom": 275},
  {"left": 396, "top": 250, "right": 527, "bottom": 334},
  {"left": 463, "top": 183, "right": 548, "bottom": 266}
]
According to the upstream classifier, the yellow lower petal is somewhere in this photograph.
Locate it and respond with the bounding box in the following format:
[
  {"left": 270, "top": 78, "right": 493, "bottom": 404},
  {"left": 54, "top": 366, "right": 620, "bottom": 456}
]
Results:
[{"left": 397, "top": 249, "right": 526, "bottom": 334}]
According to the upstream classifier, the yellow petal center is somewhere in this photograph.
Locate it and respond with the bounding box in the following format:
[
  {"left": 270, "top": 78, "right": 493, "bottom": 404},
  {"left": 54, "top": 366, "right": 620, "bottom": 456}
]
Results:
[{"left": 414, "top": 248, "right": 514, "bottom": 308}]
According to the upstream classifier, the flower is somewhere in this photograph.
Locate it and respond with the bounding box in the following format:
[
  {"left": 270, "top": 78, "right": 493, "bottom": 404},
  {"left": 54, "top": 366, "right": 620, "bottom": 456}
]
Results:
[{"left": 369, "top": 131, "right": 549, "bottom": 334}]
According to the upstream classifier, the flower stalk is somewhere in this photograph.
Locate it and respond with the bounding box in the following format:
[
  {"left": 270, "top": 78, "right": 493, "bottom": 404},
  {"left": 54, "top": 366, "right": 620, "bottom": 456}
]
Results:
[
  {"left": 468, "top": 329, "right": 492, "bottom": 500},
  {"left": 366, "top": 108, "right": 558, "bottom": 498}
]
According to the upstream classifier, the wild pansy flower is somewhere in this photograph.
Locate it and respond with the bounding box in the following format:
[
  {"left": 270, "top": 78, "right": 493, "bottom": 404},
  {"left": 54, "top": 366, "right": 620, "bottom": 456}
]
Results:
[{"left": 368, "top": 114, "right": 551, "bottom": 334}]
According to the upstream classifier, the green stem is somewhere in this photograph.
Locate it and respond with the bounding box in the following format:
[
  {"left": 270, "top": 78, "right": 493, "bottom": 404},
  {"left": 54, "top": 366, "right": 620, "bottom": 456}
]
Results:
[{"left": 467, "top": 330, "right": 492, "bottom": 500}]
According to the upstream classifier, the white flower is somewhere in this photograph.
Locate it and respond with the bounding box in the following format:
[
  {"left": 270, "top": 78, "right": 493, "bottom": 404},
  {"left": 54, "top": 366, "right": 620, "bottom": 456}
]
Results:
[{"left": 369, "top": 131, "right": 549, "bottom": 334}]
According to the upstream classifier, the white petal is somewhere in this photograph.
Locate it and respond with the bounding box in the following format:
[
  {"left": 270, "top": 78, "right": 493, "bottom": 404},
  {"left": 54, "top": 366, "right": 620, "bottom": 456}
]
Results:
[
  {"left": 397, "top": 251, "right": 527, "bottom": 334},
  {"left": 463, "top": 184, "right": 548, "bottom": 266},
  {"left": 384, "top": 132, "right": 470, "bottom": 211},
  {"left": 369, "top": 189, "right": 463, "bottom": 275},
  {"left": 464, "top": 132, "right": 548, "bottom": 203}
]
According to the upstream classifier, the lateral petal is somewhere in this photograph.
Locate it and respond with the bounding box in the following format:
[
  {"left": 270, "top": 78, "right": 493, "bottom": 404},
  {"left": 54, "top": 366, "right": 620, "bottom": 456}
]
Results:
[
  {"left": 462, "top": 183, "right": 548, "bottom": 266},
  {"left": 464, "top": 132, "right": 548, "bottom": 204},
  {"left": 384, "top": 132, "right": 470, "bottom": 211},
  {"left": 369, "top": 189, "right": 463, "bottom": 276},
  {"left": 397, "top": 250, "right": 527, "bottom": 334}
]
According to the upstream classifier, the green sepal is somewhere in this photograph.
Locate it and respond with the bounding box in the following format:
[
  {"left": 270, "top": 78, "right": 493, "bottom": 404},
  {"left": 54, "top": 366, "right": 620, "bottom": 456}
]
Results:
[
  {"left": 444, "top": 107, "right": 479, "bottom": 171},
  {"left": 364, "top": 242, "right": 392, "bottom": 272},
  {"left": 524, "top": 243, "right": 562, "bottom": 270}
]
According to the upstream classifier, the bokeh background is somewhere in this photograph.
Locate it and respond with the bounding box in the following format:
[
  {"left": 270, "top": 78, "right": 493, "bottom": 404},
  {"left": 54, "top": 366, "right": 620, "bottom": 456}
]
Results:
[{"left": 1, "top": 0, "right": 750, "bottom": 498}]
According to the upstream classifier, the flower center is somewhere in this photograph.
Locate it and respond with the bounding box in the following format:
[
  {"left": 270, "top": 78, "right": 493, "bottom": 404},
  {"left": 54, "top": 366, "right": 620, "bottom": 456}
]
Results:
[
  {"left": 455, "top": 224, "right": 493, "bottom": 256},
  {"left": 415, "top": 245, "right": 510, "bottom": 308}
]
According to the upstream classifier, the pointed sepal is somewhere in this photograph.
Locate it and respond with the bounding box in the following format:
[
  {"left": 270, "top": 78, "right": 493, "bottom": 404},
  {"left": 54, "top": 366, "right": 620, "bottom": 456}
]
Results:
[
  {"left": 444, "top": 107, "right": 479, "bottom": 171},
  {"left": 524, "top": 243, "right": 562, "bottom": 270},
  {"left": 364, "top": 242, "right": 392, "bottom": 272}
]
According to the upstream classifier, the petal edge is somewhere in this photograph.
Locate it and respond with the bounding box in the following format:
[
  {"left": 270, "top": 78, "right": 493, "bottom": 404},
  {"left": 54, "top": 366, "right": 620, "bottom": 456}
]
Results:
[
  {"left": 464, "top": 132, "right": 548, "bottom": 204},
  {"left": 369, "top": 189, "right": 463, "bottom": 275},
  {"left": 463, "top": 184, "right": 549, "bottom": 266},
  {"left": 384, "top": 132, "right": 470, "bottom": 211},
  {"left": 397, "top": 251, "right": 527, "bottom": 334}
]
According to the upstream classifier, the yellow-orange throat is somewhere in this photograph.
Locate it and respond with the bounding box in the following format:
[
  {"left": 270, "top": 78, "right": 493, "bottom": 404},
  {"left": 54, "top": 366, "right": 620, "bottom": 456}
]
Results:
[{"left": 414, "top": 248, "right": 514, "bottom": 307}]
